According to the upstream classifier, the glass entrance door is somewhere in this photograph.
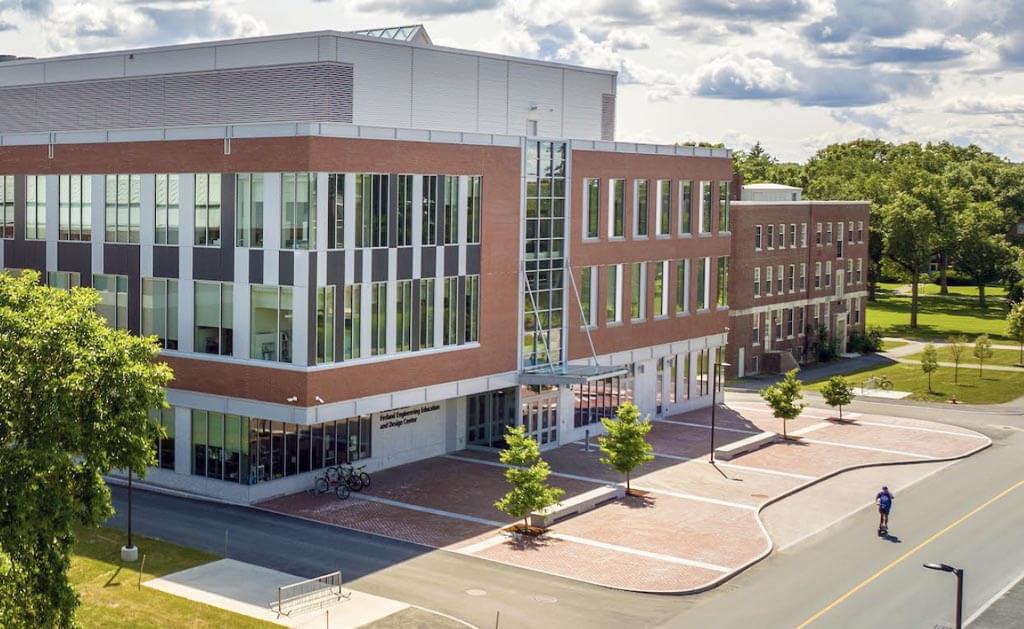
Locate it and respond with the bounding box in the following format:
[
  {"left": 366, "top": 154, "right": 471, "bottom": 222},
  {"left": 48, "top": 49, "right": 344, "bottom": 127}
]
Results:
[
  {"left": 466, "top": 388, "right": 517, "bottom": 449},
  {"left": 520, "top": 385, "right": 559, "bottom": 447}
]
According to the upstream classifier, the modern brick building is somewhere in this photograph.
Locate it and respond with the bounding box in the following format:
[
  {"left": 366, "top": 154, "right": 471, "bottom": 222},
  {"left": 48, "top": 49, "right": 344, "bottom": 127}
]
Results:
[
  {"left": 0, "top": 26, "right": 734, "bottom": 502},
  {"left": 725, "top": 184, "right": 870, "bottom": 379}
]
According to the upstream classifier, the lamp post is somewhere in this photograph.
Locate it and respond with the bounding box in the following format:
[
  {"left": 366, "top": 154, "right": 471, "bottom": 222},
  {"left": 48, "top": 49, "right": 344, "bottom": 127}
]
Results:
[
  {"left": 709, "top": 359, "right": 732, "bottom": 464},
  {"left": 120, "top": 467, "right": 138, "bottom": 562},
  {"left": 923, "top": 563, "right": 964, "bottom": 629}
]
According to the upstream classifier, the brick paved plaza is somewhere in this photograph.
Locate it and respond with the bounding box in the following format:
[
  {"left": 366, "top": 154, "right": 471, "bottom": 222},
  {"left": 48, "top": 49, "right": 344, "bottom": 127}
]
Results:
[{"left": 258, "top": 402, "right": 989, "bottom": 592}]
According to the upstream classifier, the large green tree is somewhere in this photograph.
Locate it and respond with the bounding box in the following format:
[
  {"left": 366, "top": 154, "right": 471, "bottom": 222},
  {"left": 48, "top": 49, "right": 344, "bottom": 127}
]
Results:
[
  {"left": 882, "top": 194, "right": 938, "bottom": 328},
  {"left": 0, "top": 271, "right": 172, "bottom": 628},
  {"left": 953, "top": 203, "right": 1016, "bottom": 309}
]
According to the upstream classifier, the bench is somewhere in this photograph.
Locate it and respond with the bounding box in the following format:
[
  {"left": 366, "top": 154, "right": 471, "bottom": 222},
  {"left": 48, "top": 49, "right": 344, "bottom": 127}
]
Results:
[
  {"left": 528, "top": 484, "right": 625, "bottom": 528},
  {"left": 713, "top": 431, "right": 778, "bottom": 461}
]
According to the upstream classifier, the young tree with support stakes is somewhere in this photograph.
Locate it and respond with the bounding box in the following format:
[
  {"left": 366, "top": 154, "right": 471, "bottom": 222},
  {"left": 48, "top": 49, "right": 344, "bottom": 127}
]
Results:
[
  {"left": 921, "top": 343, "right": 939, "bottom": 394},
  {"left": 759, "top": 369, "right": 808, "bottom": 440},
  {"left": 598, "top": 401, "right": 654, "bottom": 493},
  {"left": 1008, "top": 302, "right": 1024, "bottom": 366},
  {"left": 947, "top": 335, "right": 967, "bottom": 384},
  {"left": 0, "top": 271, "right": 172, "bottom": 628},
  {"left": 494, "top": 425, "right": 564, "bottom": 532},
  {"left": 973, "top": 334, "right": 994, "bottom": 377},
  {"left": 820, "top": 376, "right": 854, "bottom": 420}
]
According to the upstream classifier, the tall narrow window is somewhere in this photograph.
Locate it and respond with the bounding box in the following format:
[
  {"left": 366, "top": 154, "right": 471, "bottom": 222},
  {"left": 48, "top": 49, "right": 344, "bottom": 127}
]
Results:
[
  {"left": 397, "top": 174, "right": 413, "bottom": 247},
  {"left": 282, "top": 172, "right": 316, "bottom": 250},
  {"left": 654, "top": 260, "right": 668, "bottom": 317},
  {"left": 718, "top": 181, "right": 730, "bottom": 232},
  {"left": 93, "top": 274, "right": 128, "bottom": 330},
  {"left": 777, "top": 264, "right": 784, "bottom": 293},
  {"left": 755, "top": 225, "right": 762, "bottom": 250},
  {"left": 699, "top": 181, "right": 712, "bottom": 234},
  {"left": 800, "top": 263, "right": 807, "bottom": 290},
  {"left": 676, "top": 259, "right": 689, "bottom": 314},
  {"left": 789, "top": 223, "right": 797, "bottom": 248},
  {"left": 767, "top": 224, "right": 775, "bottom": 249},
  {"left": 344, "top": 285, "right": 361, "bottom": 360},
  {"left": 777, "top": 223, "right": 785, "bottom": 248},
  {"left": 606, "top": 264, "right": 622, "bottom": 324},
  {"left": 149, "top": 408, "right": 175, "bottom": 470},
  {"left": 630, "top": 262, "right": 645, "bottom": 320},
  {"left": 789, "top": 263, "right": 796, "bottom": 292},
  {"left": 801, "top": 223, "right": 808, "bottom": 247},
  {"left": 105, "top": 174, "right": 141, "bottom": 243},
  {"left": 679, "top": 180, "right": 692, "bottom": 235},
  {"left": 467, "top": 176, "right": 482, "bottom": 244},
  {"left": 717, "top": 256, "right": 729, "bottom": 307},
  {"left": 26, "top": 175, "right": 46, "bottom": 240},
  {"left": 327, "top": 173, "right": 344, "bottom": 249},
  {"left": 656, "top": 180, "right": 671, "bottom": 236},
  {"left": 396, "top": 280, "right": 413, "bottom": 352},
  {"left": 609, "top": 179, "right": 625, "bottom": 238},
  {"left": 857, "top": 258, "right": 863, "bottom": 283},
  {"left": 443, "top": 176, "right": 459, "bottom": 244},
  {"left": 251, "top": 286, "right": 293, "bottom": 363},
  {"left": 142, "top": 278, "right": 179, "bottom": 349},
  {"left": 194, "top": 174, "right": 221, "bottom": 246},
  {"left": 356, "top": 174, "right": 389, "bottom": 248},
  {"left": 419, "top": 278, "right": 435, "bottom": 349},
  {"left": 236, "top": 173, "right": 264, "bottom": 248},
  {"left": 826, "top": 222, "right": 833, "bottom": 244},
  {"left": 59, "top": 175, "right": 92, "bottom": 241},
  {"left": 816, "top": 222, "right": 822, "bottom": 245},
  {"left": 371, "top": 282, "right": 387, "bottom": 355},
  {"left": 0, "top": 175, "right": 13, "bottom": 239},
  {"left": 696, "top": 257, "right": 709, "bottom": 310},
  {"left": 634, "top": 179, "right": 649, "bottom": 237},
  {"left": 464, "top": 275, "right": 480, "bottom": 343},
  {"left": 443, "top": 276, "right": 458, "bottom": 345},
  {"left": 766, "top": 266, "right": 773, "bottom": 295},
  {"left": 754, "top": 267, "right": 761, "bottom": 298},
  {"left": 194, "top": 281, "right": 233, "bottom": 355},
  {"left": 316, "top": 286, "right": 336, "bottom": 364},
  {"left": 584, "top": 178, "right": 600, "bottom": 239},
  {"left": 826, "top": 261, "right": 833, "bottom": 287},
  {"left": 422, "top": 175, "right": 437, "bottom": 245},
  {"left": 155, "top": 174, "right": 180, "bottom": 245},
  {"left": 815, "top": 262, "right": 822, "bottom": 289},
  {"left": 580, "top": 266, "right": 594, "bottom": 326}
]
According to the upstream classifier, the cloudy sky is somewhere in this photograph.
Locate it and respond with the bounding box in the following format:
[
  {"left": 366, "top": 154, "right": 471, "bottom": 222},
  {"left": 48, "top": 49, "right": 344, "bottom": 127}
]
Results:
[{"left": 1, "top": 0, "right": 1023, "bottom": 162}]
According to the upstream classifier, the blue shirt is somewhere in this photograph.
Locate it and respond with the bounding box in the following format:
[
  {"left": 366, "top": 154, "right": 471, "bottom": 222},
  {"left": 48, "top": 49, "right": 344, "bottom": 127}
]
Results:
[{"left": 877, "top": 491, "right": 893, "bottom": 511}]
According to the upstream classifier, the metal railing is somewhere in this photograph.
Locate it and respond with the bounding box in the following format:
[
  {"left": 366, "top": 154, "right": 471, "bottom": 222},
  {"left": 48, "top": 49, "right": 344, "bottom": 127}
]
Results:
[{"left": 271, "top": 570, "right": 348, "bottom": 617}]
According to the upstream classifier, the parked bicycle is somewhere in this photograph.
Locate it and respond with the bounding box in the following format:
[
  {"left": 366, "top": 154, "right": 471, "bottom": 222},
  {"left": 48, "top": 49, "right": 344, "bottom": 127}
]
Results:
[
  {"left": 338, "top": 464, "right": 371, "bottom": 492},
  {"left": 314, "top": 467, "right": 351, "bottom": 499},
  {"left": 864, "top": 375, "right": 893, "bottom": 391}
]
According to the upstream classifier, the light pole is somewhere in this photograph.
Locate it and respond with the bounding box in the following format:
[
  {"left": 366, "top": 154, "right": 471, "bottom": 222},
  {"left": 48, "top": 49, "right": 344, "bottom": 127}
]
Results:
[
  {"left": 709, "top": 358, "right": 732, "bottom": 464},
  {"left": 923, "top": 563, "right": 964, "bottom": 629},
  {"left": 120, "top": 467, "right": 138, "bottom": 562}
]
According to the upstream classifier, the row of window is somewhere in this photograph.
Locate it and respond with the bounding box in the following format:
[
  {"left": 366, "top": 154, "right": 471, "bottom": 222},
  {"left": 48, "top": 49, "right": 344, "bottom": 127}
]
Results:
[
  {"left": 751, "top": 298, "right": 863, "bottom": 346},
  {"left": 576, "top": 256, "right": 729, "bottom": 327},
  {"left": 44, "top": 272, "right": 480, "bottom": 364},
  {"left": 752, "top": 258, "right": 864, "bottom": 299},
  {"left": 2, "top": 172, "right": 483, "bottom": 250},
  {"left": 583, "top": 178, "right": 730, "bottom": 241},
  {"left": 754, "top": 220, "right": 864, "bottom": 252}
]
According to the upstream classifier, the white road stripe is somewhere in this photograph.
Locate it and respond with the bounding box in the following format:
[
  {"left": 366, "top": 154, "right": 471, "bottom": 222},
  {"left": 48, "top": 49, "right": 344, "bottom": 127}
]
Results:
[
  {"left": 849, "top": 419, "right": 988, "bottom": 440},
  {"left": 793, "top": 422, "right": 832, "bottom": 436},
  {"left": 545, "top": 531, "right": 731, "bottom": 573},
  {"left": 656, "top": 418, "right": 760, "bottom": 435},
  {"left": 799, "top": 438, "right": 937, "bottom": 460},
  {"left": 353, "top": 493, "right": 505, "bottom": 527}
]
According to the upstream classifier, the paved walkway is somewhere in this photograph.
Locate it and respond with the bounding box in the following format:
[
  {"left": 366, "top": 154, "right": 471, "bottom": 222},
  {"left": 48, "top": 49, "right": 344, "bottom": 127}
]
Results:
[{"left": 259, "top": 402, "right": 989, "bottom": 593}]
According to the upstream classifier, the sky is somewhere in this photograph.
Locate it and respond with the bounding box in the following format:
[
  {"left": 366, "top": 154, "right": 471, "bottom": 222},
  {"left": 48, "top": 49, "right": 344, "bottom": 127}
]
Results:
[{"left": 0, "top": 0, "right": 1023, "bottom": 163}]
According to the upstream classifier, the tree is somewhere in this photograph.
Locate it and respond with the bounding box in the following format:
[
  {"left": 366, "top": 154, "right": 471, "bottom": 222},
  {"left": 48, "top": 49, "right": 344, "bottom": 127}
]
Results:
[
  {"left": 820, "top": 376, "right": 854, "bottom": 419},
  {"left": 1008, "top": 302, "right": 1024, "bottom": 366},
  {"left": 598, "top": 401, "right": 655, "bottom": 492},
  {"left": 953, "top": 203, "right": 1016, "bottom": 309},
  {"left": 494, "top": 425, "right": 564, "bottom": 531},
  {"left": 948, "top": 335, "right": 968, "bottom": 384},
  {"left": 883, "top": 194, "right": 938, "bottom": 328},
  {"left": 759, "top": 369, "right": 808, "bottom": 439},
  {"left": 973, "top": 334, "right": 994, "bottom": 377},
  {"left": 0, "top": 271, "right": 172, "bottom": 628},
  {"left": 920, "top": 343, "right": 939, "bottom": 393}
]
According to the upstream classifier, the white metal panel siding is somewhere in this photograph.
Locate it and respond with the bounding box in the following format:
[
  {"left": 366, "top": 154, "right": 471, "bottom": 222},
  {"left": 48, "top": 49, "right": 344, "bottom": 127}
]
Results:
[
  {"left": 214, "top": 36, "right": 321, "bottom": 69},
  {"left": 508, "top": 62, "right": 563, "bottom": 137},
  {"left": 412, "top": 48, "right": 478, "bottom": 132},
  {"left": 601, "top": 93, "right": 616, "bottom": 141},
  {"left": 562, "top": 71, "right": 611, "bottom": 141},
  {"left": 0, "top": 62, "right": 44, "bottom": 87},
  {"left": 340, "top": 38, "right": 413, "bottom": 128},
  {"left": 477, "top": 57, "right": 509, "bottom": 134},
  {"left": 43, "top": 55, "right": 126, "bottom": 83},
  {"left": 126, "top": 47, "right": 216, "bottom": 77}
]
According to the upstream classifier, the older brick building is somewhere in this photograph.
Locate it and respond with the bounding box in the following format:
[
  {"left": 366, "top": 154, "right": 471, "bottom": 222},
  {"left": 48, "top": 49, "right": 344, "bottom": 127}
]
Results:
[{"left": 725, "top": 185, "right": 870, "bottom": 379}]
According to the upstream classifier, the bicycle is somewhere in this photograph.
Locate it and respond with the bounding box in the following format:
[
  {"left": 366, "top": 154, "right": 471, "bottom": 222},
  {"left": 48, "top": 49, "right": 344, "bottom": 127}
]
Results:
[
  {"left": 864, "top": 375, "right": 893, "bottom": 391},
  {"left": 314, "top": 468, "right": 351, "bottom": 499},
  {"left": 338, "top": 464, "right": 371, "bottom": 491}
]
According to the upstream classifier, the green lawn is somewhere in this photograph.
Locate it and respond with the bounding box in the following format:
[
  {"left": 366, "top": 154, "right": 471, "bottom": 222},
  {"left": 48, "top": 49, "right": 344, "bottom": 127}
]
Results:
[
  {"left": 881, "top": 339, "right": 909, "bottom": 351},
  {"left": 805, "top": 362, "right": 1024, "bottom": 404},
  {"left": 868, "top": 284, "right": 1011, "bottom": 341},
  {"left": 71, "top": 526, "right": 272, "bottom": 628},
  {"left": 875, "top": 282, "right": 1008, "bottom": 298},
  {"left": 904, "top": 346, "right": 1024, "bottom": 368}
]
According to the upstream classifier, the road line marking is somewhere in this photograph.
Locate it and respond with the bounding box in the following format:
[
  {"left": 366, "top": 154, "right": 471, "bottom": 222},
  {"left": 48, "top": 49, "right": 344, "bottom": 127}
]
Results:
[
  {"left": 849, "top": 419, "right": 989, "bottom": 440},
  {"left": 793, "top": 422, "right": 832, "bottom": 436},
  {"left": 799, "top": 438, "right": 937, "bottom": 460},
  {"left": 353, "top": 493, "right": 505, "bottom": 527},
  {"left": 545, "top": 532, "right": 731, "bottom": 573},
  {"left": 571, "top": 441, "right": 694, "bottom": 462},
  {"left": 443, "top": 454, "right": 756, "bottom": 511},
  {"left": 454, "top": 534, "right": 509, "bottom": 556},
  {"left": 656, "top": 419, "right": 760, "bottom": 435},
  {"left": 965, "top": 566, "right": 1024, "bottom": 626},
  {"left": 714, "top": 462, "right": 815, "bottom": 481},
  {"left": 796, "top": 478, "right": 1024, "bottom": 628}
]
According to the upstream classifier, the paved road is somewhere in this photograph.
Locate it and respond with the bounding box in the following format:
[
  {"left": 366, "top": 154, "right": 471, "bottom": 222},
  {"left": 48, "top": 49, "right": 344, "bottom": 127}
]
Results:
[{"left": 106, "top": 394, "right": 1024, "bottom": 628}]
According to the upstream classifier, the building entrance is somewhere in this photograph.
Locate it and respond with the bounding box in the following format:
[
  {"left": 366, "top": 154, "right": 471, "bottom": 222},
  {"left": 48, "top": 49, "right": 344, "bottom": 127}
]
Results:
[
  {"left": 466, "top": 388, "right": 517, "bottom": 449},
  {"left": 520, "top": 385, "right": 559, "bottom": 447}
]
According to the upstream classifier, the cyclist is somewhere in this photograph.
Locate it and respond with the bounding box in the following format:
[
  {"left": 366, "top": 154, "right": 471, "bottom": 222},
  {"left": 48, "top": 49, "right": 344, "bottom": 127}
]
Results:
[{"left": 876, "top": 485, "right": 894, "bottom": 532}]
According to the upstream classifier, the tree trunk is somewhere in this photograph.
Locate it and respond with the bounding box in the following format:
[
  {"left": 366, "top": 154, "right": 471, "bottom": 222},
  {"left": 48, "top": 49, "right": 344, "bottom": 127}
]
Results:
[
  {"left": 978, "top": 283, "right": 987, "bottom": 310},
  {"left": 1019, "top": 342, "right": 1023, "bottom": 367},
  {"left": 979, "top": 359, "right": 983, "bottom": 377},
  {"left": 783, "top": 419, "right": 788, "bottom": 440},
  {"left": 625, "top": 472, "right": 630, "bottom": 493},
  {"left": 939, "top": 254, "right": 949, "bottom": 296},
  {"left": 954, "top": 362, "right": 959, "bottom": 384},
  {"left": 910, "top": 274, "right": 919, "bottom": 328},
  {"left": 839, "top": 404, "right": 843, "bottom": 420}
]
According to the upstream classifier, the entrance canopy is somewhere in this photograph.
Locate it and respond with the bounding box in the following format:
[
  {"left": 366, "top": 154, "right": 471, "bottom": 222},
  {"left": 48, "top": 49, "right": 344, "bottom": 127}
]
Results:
[{"left": 520, "top": 364, "right": 629, "bottom": 386}]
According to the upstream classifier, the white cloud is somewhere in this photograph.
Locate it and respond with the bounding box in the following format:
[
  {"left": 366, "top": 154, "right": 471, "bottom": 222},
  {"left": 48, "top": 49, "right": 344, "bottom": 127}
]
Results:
[
  {"left": 690, "top": 54, "right": 799, "bottom": 99},
  {"left": 945, "top": 95, "right": 1024, "bottom": 115}
]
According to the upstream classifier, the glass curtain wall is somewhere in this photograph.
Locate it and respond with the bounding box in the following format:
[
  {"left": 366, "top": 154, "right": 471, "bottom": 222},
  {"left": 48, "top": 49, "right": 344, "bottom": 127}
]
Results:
[
  {"left": 155, "top": 174, "right": 180, "bottom": 244},
  {"left": 59, "top": 175, "right": 92, "bottom": 241},
  {"left": 236, "top": 173, "right": 264, "bottom": 247},
  {"left": 250, "top": 285, "right": 293, "bottom": 363}
]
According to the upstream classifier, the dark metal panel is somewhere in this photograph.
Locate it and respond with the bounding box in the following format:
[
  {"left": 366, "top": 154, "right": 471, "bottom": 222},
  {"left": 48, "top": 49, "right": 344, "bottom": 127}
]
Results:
[
  {"left": 278, "top": 251, "right": 294, "bottom": 286},
  {"left": 465, "top": 244, "right": 481, "bottom": 276},
  {"left": 103, "top": 243, "right": 139, "bottom": 276},
  {"left": 248, "top": 249, "right": 263, "bottom": 285},
  {"left": 397, "top": 247, "right": 413, "bottom": 280},
  {"left": 353, "top": 250, "right": 362, "bottom": 282},
  {"left": 219, "top": 173, "right": 236, "bottom": 281},
  {"left": 57, "top": 242, "right": 91, "bottom": 278},
  {"left": 371, "top": 249, "right": 387, "bottom": 282},
  {"left": 7, "top": 240, "right": 45, "bottom": 273},
  {"left": 152, "top": 245, "right": 179, "bottom": 278},
  {"left": 192, "top": 246, "right": 224, "bottom": 282},
  {"left": 325, "top": 250, "right": 344, "bottom": 287},
  {"left": 444, "top": 245, "right": 459, "bottom": 277},
  {"left": 420, "top": 247, "right": 436, "bottom": 278}
]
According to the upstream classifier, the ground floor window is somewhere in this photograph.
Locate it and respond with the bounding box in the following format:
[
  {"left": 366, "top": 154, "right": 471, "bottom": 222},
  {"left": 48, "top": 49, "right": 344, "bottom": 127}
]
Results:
[
  {"left": 466, "top": 388, "right": 517, "bottom": 448},
  {"left": 573, "top": 374, "right": 630, "bottom": 428},
  {"left": 94, "top": 273, "right": 128, "bottom": 330},
  {"left": 149, "top": 408, "right": 175, "bottom": 470}
]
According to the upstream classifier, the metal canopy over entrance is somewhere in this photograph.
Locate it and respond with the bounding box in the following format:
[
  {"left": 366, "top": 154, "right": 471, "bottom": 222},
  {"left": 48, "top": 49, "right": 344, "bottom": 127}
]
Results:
[{"left": 519, "top": 364, "right": 630, "bottom": 386}]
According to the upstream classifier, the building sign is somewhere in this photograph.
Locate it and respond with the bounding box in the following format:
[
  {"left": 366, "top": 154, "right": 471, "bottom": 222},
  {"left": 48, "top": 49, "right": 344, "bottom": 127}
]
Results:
[{"left": 379, "top": 404, "right": 441, "bottom": 430}]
